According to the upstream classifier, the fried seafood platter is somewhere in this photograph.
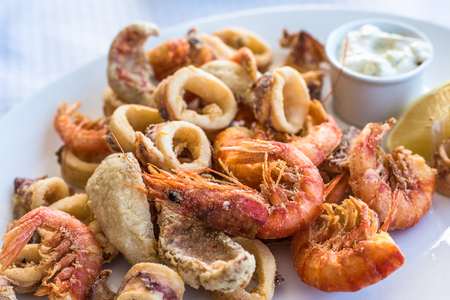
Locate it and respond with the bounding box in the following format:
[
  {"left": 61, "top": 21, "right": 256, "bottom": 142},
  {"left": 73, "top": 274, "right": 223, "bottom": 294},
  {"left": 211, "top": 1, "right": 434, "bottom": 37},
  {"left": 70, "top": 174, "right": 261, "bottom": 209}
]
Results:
[{"left": 1, "top": 8, "right": 450, "bottom": 300}]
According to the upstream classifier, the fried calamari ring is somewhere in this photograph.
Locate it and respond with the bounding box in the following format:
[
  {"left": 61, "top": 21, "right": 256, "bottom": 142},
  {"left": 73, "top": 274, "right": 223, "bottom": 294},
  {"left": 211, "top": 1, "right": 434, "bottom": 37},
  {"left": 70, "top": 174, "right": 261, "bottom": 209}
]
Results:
[
  {"left": 154, "top": 66, "right": 238, "bottom": 131},
  {"left": 49, "top": 193, "right": 94, "bottom": 225},
  {"left": 54, "top": 101, "right": 111, "bottom": 157},
  {"left": 13, "top": 176, "right": 69, "bottom": 219},
  {"left": 86, "top": 153, "right": 159, "bottom": 265},
  {"left": 292, "top": 197, "right": 405, "bottom": 292},
  {"left": 158, "top": 208, "right": 255, "bottom": 292},
  {"left": 106, "top": 104, "right": 163, "bottom": 153},
  {"left": 196, "top": 33, "right": 236, "bottom": 60},
  {"left": 213, "top": 27, "right": 273, "bottom": 72},
  {"left": 103, "top": 87, "right": 128, "bottom": 117},
  {"left": 431, "top": 138, "right": 450, "bottom": 196},
  {"left": 135, "top": 121, "right": 211, "bottom": 171},
  {"left": 107, "top": 22, "right": 159, "bottom": 105},
  {"left": 103, "top": 87, "right": 156, "bottom": 117},
  {"left": 57, "top": 146, "right": 100, "bottom": 188},
  {"left": 0, "top": 244, "right": 46, "bottom": 294},
  {"left": 0, "top": 277, "right": 16, "bottom": 300},
  {"left": 88, "top": 264, "right": 184, "bottom": 300},
  {"left": 253, "top": 66, "right": 310, "bottom": 134},
  {"left": 116, "top": 263, "right": 184, "bottom": 300},
  {"left": 212, "top": 237, "right": 277, "bottom": 300},
  {"left": 87, "top": 220, "right": 119, "bottom": 263},
  {"left": 201, "top": 49, "right": 257, "bottom": 109}
]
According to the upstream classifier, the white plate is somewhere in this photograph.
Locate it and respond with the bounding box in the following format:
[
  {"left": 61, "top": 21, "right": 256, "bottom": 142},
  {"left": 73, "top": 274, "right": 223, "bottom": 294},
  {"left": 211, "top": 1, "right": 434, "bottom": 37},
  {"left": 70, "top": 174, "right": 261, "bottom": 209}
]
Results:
[{"left": 2, "top": 6, "right": 450, "bottom": 300}]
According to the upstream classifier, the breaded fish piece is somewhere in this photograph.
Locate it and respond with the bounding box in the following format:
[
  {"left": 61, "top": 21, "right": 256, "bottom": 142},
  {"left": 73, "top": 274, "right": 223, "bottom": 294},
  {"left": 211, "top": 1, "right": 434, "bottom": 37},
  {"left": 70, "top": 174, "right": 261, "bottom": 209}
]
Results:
[
  {"left": 86, "top": 153, "right": 159, "bottom": 265},
  {"left": 158, "top": 207, "right": 255, "bottom": 292}
]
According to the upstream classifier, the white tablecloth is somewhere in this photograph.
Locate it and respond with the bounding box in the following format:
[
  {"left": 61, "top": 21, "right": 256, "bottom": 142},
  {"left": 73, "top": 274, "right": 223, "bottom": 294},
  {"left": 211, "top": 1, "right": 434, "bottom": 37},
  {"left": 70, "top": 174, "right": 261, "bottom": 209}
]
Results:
[{"left": 1, "top": 0, "right": 449, "bottom": 119}]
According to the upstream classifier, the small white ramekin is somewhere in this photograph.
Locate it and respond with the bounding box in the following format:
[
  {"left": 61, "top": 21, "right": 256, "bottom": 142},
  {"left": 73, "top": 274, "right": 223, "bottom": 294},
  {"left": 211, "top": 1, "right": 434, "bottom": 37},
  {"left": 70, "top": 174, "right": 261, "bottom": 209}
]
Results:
[{"left": 325, "top": 19, "right": 433, "bottom": 127}]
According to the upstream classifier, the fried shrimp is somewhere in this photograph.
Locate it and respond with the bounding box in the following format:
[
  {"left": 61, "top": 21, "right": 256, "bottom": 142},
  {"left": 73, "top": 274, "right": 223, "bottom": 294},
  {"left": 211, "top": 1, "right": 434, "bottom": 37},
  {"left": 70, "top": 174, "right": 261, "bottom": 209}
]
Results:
[
  {"left": 349, "top": 119, "right": 436, "bottom": 230},
  {"left": 287, "top": 100, "right": 342, "bottom": 166},
  {"left": 107, "top": 22, "right": 159, "bottom": 105},
  {"left": 215, "top": 121, "right": 338, "bottom": 202},
  {"left": 213, "top": 27, "right": 274, "bottom": 72},
  {"left": 253, "top": 66, "right": 311, "bottom": 134},
  {"left": 0, "top": 207, "right": 103, "bottom": 299},
  {"left": 182, "top": 132, "right": 325, "bottom": 238},
  {"left": 153, "top": 66, "right": 238, "bottom": 131},
  {"left": 214, "top": 126, "right": 265, "bottom": 190},
  {"left": 0, "top": 244, "right": 46, "bottom": 294},
  {"left": 148, "top": 29, "right": 229, "bottom": 82},
  {"left": 292, "top": 197, "right": 405, "bottom": 292},
  {"left": 135, "top": 164, "right": 269, "bottom": 238},
  {"left": 54, "top": 101, "right": 111, "bottom": 156},
  {"left": 116, "top": 263, "right": 185, "bottom": 300},
  {"left": 54, "top": 101, "right": 112, "bottom": 187},
  {"left": 221, "top": 140, "right": 325, "bottom": 239}
]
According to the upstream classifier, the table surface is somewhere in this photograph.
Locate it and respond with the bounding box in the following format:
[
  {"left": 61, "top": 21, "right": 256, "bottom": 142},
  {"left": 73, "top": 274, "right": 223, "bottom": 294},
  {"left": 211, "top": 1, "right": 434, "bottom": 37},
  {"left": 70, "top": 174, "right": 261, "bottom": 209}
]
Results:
[{"left": 1, "top": 0, "right": 449, "bottom": 120}]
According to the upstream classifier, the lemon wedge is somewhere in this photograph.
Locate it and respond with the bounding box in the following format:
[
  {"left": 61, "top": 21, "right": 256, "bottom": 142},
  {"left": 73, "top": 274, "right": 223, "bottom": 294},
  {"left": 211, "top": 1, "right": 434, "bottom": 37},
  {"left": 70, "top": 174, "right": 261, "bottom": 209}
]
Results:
[{"left": 386, "top": 81, "right": 450, "bottom": 161}]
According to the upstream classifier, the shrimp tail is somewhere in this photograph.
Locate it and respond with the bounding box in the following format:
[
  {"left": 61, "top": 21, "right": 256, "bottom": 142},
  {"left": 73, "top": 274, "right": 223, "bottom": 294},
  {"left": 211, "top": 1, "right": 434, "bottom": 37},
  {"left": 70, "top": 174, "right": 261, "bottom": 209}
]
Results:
[
  {"left": 0, "top": 216, "right": 41, "bottom": 271},
  {"left": 365, "top": 118, "right": 396, "bottom": 148}
]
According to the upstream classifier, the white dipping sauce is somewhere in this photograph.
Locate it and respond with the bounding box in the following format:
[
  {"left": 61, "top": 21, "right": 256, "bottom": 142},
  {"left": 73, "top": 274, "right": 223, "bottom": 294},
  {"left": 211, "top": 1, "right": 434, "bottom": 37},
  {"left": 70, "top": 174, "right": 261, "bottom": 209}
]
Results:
[{"left": 337, "top": 24, "right": 431, "bottom": 77}]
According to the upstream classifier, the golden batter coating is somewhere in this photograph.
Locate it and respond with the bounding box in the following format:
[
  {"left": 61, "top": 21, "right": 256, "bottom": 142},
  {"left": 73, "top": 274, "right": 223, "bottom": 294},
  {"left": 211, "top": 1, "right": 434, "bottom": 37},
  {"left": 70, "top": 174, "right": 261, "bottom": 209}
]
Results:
[
  {"left": 106, "top": 104, "right": 163, "bottom": 153},
  {"left": 86, "top": 153, "right": 159, "bottom": 265},
  {"left": 212, "top": 237, "right": 278, "bottom": 300},
  {"left": 13, "top": 176, "right": 69, "bottom": 219},
  {"left": 158, "top": 208, "right": 255, "bottom": 292},
  {"left": 201, "top": 60, "right": 255, "bottom": 109},
  {"left": 153, "top": 66, "right": 238, "bottom": 132},
  {"left": 135, "top": 120, "right": 211, "bottom": 171}
]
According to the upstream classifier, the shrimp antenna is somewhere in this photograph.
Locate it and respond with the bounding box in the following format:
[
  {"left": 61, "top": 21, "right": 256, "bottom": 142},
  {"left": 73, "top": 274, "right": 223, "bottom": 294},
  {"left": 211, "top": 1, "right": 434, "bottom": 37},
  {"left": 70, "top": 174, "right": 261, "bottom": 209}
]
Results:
[
  {"left": 217, "top": 158, "right": 238, "bottom": 180},
  {"left": 196, "top": 166, "right": 255, "bottom": 192},
  {"left": 111, "top": 133, "right": 147, "bottom": 178},
  {"left": 325, "top": 171, "right": 348, "bottom": 198},
  {"left": 116, "top": 181, "right": 148, "bottom": 195},
  {"left": 322, "top": 37, "right": 348, "bottom": 104}
]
